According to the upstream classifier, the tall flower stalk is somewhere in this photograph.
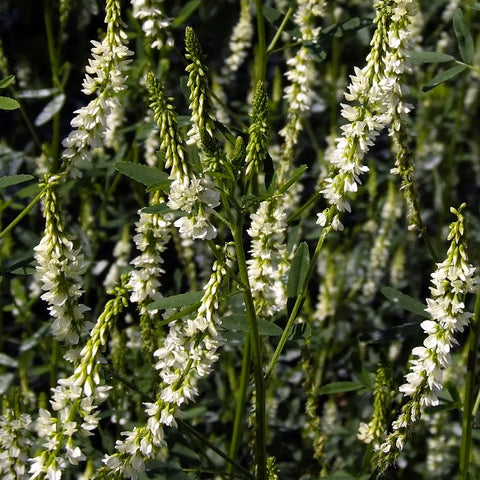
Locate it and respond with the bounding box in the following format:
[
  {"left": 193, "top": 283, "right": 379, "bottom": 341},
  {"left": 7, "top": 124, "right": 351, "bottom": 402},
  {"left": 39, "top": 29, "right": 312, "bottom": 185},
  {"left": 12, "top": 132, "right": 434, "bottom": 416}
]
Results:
[
  {"left": 377, "top": 204, "right": 476, "bottom": 470},
  {"left": 317, "top": 0, "right": 417, "bottom": 231}
]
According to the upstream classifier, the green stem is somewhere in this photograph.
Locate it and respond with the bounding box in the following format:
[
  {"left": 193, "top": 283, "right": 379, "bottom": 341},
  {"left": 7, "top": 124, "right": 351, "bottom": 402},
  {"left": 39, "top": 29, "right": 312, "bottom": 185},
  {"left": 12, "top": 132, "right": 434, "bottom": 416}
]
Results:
[
  {"left": 233, "top": 214, "right": 267, "bottom": 480},
  {"left": 0, "top": 188, "right": 44, "bottom": 242},
  {"left": 459, "top": 283, "right": 480, "bottom": 478},
  {"left": 266, "top": 6, "right": 294, "bottom": 55},
  {"left": 255, "top": 0, "right": 267, "bottom": 84},
  {"left": 265, "top": 216, "right": 332, "bottom": 385},
  {"left": 227, "top": 334, "right": 251, "bottom": 479}
]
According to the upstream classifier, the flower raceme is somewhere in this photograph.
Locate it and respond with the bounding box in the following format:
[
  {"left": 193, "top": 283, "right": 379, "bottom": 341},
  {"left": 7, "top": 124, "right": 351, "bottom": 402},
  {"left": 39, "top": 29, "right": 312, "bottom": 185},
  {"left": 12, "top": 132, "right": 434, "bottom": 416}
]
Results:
[
  {"left": 317, "top": 0, "right": 417, "bottom": 232},
  {"left": 377, "top": 204, "right": 477, "bottom": 469}
]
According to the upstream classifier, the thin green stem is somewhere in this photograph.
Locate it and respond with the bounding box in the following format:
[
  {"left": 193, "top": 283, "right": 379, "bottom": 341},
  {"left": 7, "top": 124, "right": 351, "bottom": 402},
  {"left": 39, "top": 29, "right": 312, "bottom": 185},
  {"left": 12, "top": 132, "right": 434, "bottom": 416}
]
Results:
[
  {"left": 265, "top": 216, "right": 333, "bottom": 385},
  {"left": 255, "top": 0, "right": 267, "bottom": 84},
  {"left": 459, "top": 283, "right": 480, "bottom": 478},
  {"left": 233, "top": 214, "right": 266, "bottom": 480},
  {"left": 266, "top": 6, "right": 294, "bottom": 55},
  {"left": 0, "top": 188, "right": 44, "bottom": 242},
  {"left": 227, "top": 334, "right": 251, "bottom": 479}
]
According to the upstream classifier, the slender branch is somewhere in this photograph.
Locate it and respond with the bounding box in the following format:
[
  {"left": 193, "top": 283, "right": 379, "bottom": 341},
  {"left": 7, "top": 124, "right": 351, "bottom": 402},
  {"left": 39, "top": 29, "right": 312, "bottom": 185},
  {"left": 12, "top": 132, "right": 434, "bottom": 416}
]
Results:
[{"left": 266, "top": 6, "right": 294, "bottom": 55}]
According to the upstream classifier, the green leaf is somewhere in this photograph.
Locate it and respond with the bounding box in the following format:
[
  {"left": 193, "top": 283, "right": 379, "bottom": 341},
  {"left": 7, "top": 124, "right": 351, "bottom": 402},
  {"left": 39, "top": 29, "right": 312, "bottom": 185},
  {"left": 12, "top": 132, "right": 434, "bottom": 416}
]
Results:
[
  {"left": 323, "top": 17, "right": 371, "bottom": 38},
  {"left": 19, "top": 324, "right": 51, "bottom": 353},
  {"left": 0, "top": 373, "right": 14, "bottom": 395},
  {"left": 408, "top": 51, "right": 456, "bottom": 63},
  {"left": 263, "top": 5, "right": 282, "bottom": 23},
  {"left": 453, "top": 9, "right": 474, "bottom": 64},
  {"left": 114, "top": 161, "right": 170, "bottom": 187},
  {"left": 0, "top": 174, "right": 34, "bottom": 189},
  {"left": 171, "top": 0, "right": 201, "bottom": 27},
  {"left": 141, "top": 203, "right": 174, "bottom": 215},
  {"left": 287, "top": 242, "right": 310, "bottom": 298},
  {"left": 278, "top": 165, "right": 307, "bottom": 196},
  {"left": 317, "top": 381, "right": 365, "bottom": 395},
  {"left": 0, "top": 75, "right": 15, "bottom": 89},
  {"left": 0, "top": 353, "right": 18, "bottom": 368},
  {"left": 35, "top": 93, "right": 65, "bottom": 126},
  {"left": 422, "top": 64, "right": 468, "bottom": 92},
  {"left": 303, "top": 41, "right": 327, "bottom": 63},
  {"left": 222, "top": 314, "right": 283, "bottom": 336},
  {"left": 0, "top": 95, "right": 20, "bottom": 110},
  {"left": 381, "top": 287, "right": 429, "bottom": 317},
  {"left": 147, "top": 291, "right": 204, "bottom": 311}
]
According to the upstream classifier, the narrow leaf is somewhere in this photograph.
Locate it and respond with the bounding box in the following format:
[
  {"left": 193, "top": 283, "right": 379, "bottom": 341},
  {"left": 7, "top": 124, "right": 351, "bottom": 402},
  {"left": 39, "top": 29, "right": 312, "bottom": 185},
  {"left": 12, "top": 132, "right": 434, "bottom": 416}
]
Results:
[
  {"left": 408, "top": 51, "right": 456, "bottom": 63},
  {"left": 453, "top": 9, "right": 474, "bottom": 64},
  {"left": 287, "top": 242, "right": 310, "bottom": 298},
  {"left": 422, "top": 64, "right": 468, "bottom": 92},
  {"left": 0, "top": 96, "right": 20, "bottom": 110},
  {"left": 0, "top": 174, "right": 34, "bottom": 189},
  {"left": 0, "top": 75, "right": 15, "bottom": 89},
  {"left": 381, "top": 287, "right": 429, "bottom": 317},
  {"left": 147, "top": 291, "right": 204, "bottom": 311},
  {"left": 141, "top": 203, "right": 174, "bottom": 215},
  {"left": 222, "top": 314, "right": 283, "bottom": 336},
  {"left": 318, "top": 381, "right": 365, "bottom": 395},
  {"left": 0, "top": 353, "right": 18, "bottom": 368},
  {"left": 171, "top": 0, "right": 201, "bottom": 27},
  {"left": 34, "top": 93, "right": 65, "bottom": 126},
  {"left": 114, "top": 161, "right": 169, "bottom": 187},
  {"left": 0, "top": 373, "right": 14, "bottom": 395}
]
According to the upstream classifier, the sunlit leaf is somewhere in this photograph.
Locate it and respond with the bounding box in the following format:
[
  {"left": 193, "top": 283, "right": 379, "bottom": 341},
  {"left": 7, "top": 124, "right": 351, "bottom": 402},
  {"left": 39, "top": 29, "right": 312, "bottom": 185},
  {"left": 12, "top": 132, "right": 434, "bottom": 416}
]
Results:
[
  {"left": 0, "top": 75, "right": 15, "bottom": 89},
  {"left": 0, "top": 174, "right": 34, "bottom": 189},
  {"left": 0, "top": 96, "right": 20, "bottom": 110},
  {"left": 422, "top": 64, "right": 468, "bottom": 92},
  {"left": 408, "top": 51, "right": 456, "bottom": 63},
  {"left": 35, "top": 93, "right": 65, "bottom": 126},
  {"left": 147, "top": 291, "right": 204, "bottom": 311},
  {"left": 318, "top": 381, "right": 365, "bottom": 395},
  {"left": 114, "top": 161, "right": 170, "bottom": 187}
]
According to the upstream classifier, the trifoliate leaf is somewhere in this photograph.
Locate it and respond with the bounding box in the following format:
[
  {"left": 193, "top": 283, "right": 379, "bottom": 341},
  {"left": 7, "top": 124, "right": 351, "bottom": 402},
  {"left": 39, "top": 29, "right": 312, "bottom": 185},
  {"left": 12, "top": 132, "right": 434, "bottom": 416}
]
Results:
[{"left": 287, "top": 242, "right": 310, "bottom": 298}]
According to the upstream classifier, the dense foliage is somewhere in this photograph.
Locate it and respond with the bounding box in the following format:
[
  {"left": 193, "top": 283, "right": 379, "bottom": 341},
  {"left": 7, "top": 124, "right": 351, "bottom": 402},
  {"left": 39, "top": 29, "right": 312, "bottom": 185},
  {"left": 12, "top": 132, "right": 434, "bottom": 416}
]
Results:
[{"left": 1, "top": 0, "right": 480, "bottom": 479}]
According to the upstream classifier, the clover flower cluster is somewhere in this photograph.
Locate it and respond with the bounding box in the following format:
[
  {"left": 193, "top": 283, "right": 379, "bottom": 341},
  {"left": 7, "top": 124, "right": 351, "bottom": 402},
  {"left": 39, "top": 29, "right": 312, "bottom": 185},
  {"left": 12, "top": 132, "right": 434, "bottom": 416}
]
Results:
[
  {"left": 168, "top": 177, "right": 220, "bottom": 240},
  {"left": 127, "top": 204, "right": 171, "bottom": 313},
  {"left": 103, "top": 250, "right": 232, "bottom": 478},
  {"left": 131, "top": 0, "right": 171, "bottom": 50},
  {"left": 247, "top": 200, "right": 289, "bottom": 317},
  {"left": 61, "top": 0, "right": 132, "bottom": 177},
  {"left": 317, "top": 0, "right": 416, "bottom": 232},
  {"left": 34, "top": 175, "right": 89, "bottom": 350},
  {"left": 280, "top": 0, "right": 325, "bottom": 151},
  {"left": 0, "top": 406, "right": 33, "bottom": 480},
  {"left": 28, "top": 279, "right": 130, "bottom": 480},
  {"left": 377, "top": 204, "right": 476, "bottom": 468},
  {"left": 222, "top": 0, "right": 253, "bottom": 79}
]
